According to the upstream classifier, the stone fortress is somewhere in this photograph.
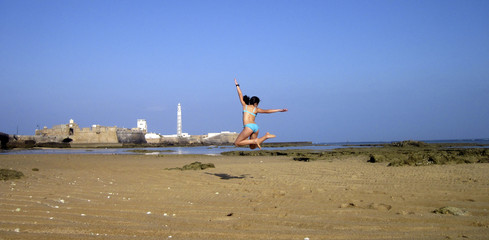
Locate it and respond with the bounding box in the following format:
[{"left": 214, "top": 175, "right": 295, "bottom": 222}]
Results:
[
  {"left": 33, "top": 119, "right": 145, "bottom": 147},
  {"left": 27, "top": 103, "right": 238, "bottom": 147}
]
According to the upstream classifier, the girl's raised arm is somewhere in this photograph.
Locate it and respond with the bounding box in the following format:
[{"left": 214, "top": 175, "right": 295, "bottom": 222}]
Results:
[{"left": 235, "top": 78, "right": 245, "bottom": 106}]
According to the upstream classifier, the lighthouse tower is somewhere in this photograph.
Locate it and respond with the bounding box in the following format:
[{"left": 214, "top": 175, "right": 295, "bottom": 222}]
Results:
[{"left": 177, "top": 103, "right": 182, "bottom": 137}]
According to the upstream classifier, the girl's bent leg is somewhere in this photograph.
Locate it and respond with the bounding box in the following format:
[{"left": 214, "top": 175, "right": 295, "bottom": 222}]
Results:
[
  {"left": 249, "top": 130, "right": 259, "bottom": 149},
  {"left": 234, "top": 128, "right": 254, "bottom": 147},
  {"left": 235, "top": 129, "right": 276, "bottom": 150}
]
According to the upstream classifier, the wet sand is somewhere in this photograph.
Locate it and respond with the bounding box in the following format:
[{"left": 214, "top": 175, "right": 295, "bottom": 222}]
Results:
[{"left": 1, "top": 154, "right": 488, "bottom": 239}]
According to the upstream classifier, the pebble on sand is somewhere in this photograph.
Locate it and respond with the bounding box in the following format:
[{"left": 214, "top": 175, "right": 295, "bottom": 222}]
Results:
[{"left": 433, "top": 206, "right": 468, "bottom": 216}]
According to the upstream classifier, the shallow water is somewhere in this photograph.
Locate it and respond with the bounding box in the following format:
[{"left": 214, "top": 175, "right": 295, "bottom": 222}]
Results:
[
  {"left": 0, "top": 145, "right": 349, "bottom": 155},
  {"left": 2, "top": 139, "right": 487, "bottom": 155}
]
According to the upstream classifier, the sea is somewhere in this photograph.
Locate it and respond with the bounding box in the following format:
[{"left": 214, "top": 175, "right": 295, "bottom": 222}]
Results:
[{"left": 1, "top": 139, "right": 488, "bottom": 155}]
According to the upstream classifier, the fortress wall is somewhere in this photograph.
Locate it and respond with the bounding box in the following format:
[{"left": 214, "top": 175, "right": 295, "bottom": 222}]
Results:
[
  {"left": 72, "top": 126, "right": 119, "bottom": 143},
  {"left": 33, "top": 124, "right": 120, "bottom": 144},
  {"left": 146, "top": 138, "right": 161, "bottom": 144},
  {"left": 202, "top": 133, "right": 238, "bottom": 145},
  {"left": 189, "top": 135, "right": 204, "bottom": 144},
  {"left": 17, "top": 135, "right": 62, "bottom": 143},
  {"left": 36, "top": 124, "right": 73, "bottom": 138},
  {"left": 156, "top": 133, "right": 237, "bottom": 145},
  {"left": 116, "top": 129, "right": 146, "bottom": 144},
  {"left": 34, "top": 123, "right": 145, "bottom": 144},
  {"left": 20, "top": 120, "right": 238, "bottom": 146},
  {"left": 160, "top": 136, "right": 178, "bottom": 144}
]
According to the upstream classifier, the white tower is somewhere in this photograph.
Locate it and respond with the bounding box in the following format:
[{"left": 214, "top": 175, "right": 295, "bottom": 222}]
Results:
[
  {"left": 137, "top": 119, "right": 147, "bottom": 132},
  {"left": 177, "top": 103, "right": 182, "bottom": 137}
]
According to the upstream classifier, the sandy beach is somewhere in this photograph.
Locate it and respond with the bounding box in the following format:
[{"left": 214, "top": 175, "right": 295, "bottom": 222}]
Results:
[{"left": 1, "top": 154, "right": 488, "bottom": 239}]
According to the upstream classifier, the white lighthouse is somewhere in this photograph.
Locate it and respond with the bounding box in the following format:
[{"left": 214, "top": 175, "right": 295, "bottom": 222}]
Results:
[{"left": 177, "top": 103, "right": 182, "bottom": 137}]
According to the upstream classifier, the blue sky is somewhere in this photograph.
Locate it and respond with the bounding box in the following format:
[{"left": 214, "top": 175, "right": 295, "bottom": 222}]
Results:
[{"left": 1, "top": 0, "right": 488, "bottom": 143}]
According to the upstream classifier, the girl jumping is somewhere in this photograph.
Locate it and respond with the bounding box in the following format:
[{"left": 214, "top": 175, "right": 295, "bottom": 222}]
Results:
[{"left": 233, "top": 78, "right": 288, "bottom": 149}]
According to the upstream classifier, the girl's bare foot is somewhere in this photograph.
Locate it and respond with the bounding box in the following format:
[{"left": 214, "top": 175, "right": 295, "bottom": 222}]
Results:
[
  {"left": 265, "top": 132, "right": 276, "bottom": 139},
  {"left": 255, "top": 132, "right": 276, "bottom": 149}
]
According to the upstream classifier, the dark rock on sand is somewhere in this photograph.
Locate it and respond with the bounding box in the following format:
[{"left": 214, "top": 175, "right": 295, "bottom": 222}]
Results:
[
  {"left": 293, "top": 157, "right": 311, "bottom": 162},
  {"left": 166, "top": 161, "right": 215, "bottom": 171},
  {"left": 0, "top": 169, "right": 24, "bottom": 181},
  {"left": 367, "top": 203, "right": 392, "bottom": 211}
]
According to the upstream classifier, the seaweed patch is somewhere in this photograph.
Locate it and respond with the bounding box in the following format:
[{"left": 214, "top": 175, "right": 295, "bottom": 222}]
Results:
[
  {"left": 166, "top": 162, "right": 215, "bottom": 171},
  {"left": 0, "top": 169, "right": 24, "bottom": 181},
  {"left": 222, "top": 141, "right": 489, "bottom": 166}
]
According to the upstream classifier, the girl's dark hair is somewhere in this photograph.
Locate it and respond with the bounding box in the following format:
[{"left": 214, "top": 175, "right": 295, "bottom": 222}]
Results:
[{"left": 243, "top": 95, "right": 260, "bottom": 105}]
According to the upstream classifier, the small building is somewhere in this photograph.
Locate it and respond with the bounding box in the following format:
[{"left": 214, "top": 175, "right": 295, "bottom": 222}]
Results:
[{"left": 137, "top": 119, "right": 147, "bottom": 133}]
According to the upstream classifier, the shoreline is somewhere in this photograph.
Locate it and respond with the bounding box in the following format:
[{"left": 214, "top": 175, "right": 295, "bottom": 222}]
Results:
[
  {"left": 3, "top": 139, "right": 488, "bottom": 150},
  {"left": 2, "top": 140, "right": 315, "bottom": 150},
  {"left": 2, "top": 140, "right": 489, "bottom": 167}
]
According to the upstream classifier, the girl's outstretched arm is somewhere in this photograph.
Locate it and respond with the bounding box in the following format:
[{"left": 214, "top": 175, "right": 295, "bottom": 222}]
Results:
[
  {"left": 257, "top": 108, "right": 288, "bottom": 114},
  {"left": 235, "top": 78, "right": 245, "bottom": 106}
]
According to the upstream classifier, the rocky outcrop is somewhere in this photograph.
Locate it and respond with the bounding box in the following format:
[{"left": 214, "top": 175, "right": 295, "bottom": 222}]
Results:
[
  {"left": 390, "top": 140, "right": 428, "bottom": 147},
  {"left": 0, "top": 132, "right": 9, "bottom": 149},
  {"left": 223, "top": 142, "right": 489, "bottom": 166}
]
